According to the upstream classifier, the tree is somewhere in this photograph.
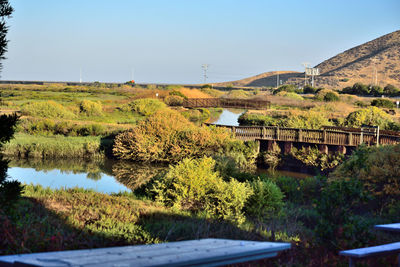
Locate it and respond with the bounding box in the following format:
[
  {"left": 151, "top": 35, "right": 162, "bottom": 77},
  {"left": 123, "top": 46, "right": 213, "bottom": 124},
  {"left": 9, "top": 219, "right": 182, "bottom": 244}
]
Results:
[
  {"left": 0, "top": 0, "right": 13, "bottom": 73},
  {"left": 0, "top": 1, "right": 21, "bottom": 213}
]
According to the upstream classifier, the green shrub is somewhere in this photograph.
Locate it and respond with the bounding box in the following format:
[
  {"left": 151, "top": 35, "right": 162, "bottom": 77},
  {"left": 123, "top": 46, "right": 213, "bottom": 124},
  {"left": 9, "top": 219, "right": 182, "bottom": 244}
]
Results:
[
  {"left": 164, "top": 95, "right": 184, "bottom": 106},
  {"left": 21, "top": 101, "right": 76, "bottom": 119},
  {"left": 370, "top": 98, "right": 395, "bottom": 108},
  {"left": 344, "top": 106, "right": 394, "bottom": 129},
  {"left": 217, "top": 140, "right": 259, "bottom": 173},
  {"left": 303, "top": 85, "right": 317, "bottom": 94},
  {"left": 290, "top": 146, "right": 345, "bottom": 171},
  {"left": 276, "top": 91, "right": 304, "bottom": 100},
  {"left": 284, "top": 111, "right": 332, "bottom": 129},
  {"left": 245, "top": 178, "right": 284, "bottom": 219},
  {"left": 315, "top": 89, "right": 338, "bottom": 101},
  {"left": 323, "top": 91, "right": 339, "bottom": 102},
  {"left": 384, "top": 84, "right": 400, "bottom": 95},
  {"left": 128, "top": 98, "right": 166, "bottom": 116},
  {"left": 261, "top": 142, "right": 281, "bottom": 170},
  {"left": 238, "top": 113, "right": 278, "bottom": 126},
  {"left": 112, "top": 110, "right": 232, "bottom": 163},
  {"left": 79, "top": 100, "right": 103, "bottom": 116},
  {"left": 152, "top": 157, "right": 253, "bottom": 224},
  {"left": 330, "top": 144, "right": 400, "bottom": 208},
  {"left": 273, "top": 84, "right": 301, "bottom": 95},
  {"left": 315, "top": 178, "right": 370, "bottom": 248}
]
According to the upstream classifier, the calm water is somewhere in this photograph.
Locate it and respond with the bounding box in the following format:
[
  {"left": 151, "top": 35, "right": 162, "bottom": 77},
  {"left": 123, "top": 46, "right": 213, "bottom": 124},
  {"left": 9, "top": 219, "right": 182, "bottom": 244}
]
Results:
[
  {"left": 7, "top": 167, "right": 129, "bottom": 194},
  {"left": 210, "top": 108, "right": 245, "bottom": 126},
  {"left": 6, "top": 158, "right": 166, "bottom": 194}
]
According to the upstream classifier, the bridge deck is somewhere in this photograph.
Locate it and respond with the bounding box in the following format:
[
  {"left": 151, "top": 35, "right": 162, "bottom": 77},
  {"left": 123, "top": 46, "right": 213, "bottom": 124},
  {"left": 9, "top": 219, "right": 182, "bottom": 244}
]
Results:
[
  {"left": 183, "top": 98, "right": 271, "bottom": 109},
  {"left": 206, "top": 124, "right": 400, "bottom": 146}
]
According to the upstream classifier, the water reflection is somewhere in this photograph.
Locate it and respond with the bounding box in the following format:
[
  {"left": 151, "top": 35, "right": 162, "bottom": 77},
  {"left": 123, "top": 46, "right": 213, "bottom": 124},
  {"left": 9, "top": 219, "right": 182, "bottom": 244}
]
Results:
[
  {"left": 208, "top": 108, "right": 245, "bottom": 126},
  {"left": 6, "top": 157, "right": 167, "bottom": 194}
]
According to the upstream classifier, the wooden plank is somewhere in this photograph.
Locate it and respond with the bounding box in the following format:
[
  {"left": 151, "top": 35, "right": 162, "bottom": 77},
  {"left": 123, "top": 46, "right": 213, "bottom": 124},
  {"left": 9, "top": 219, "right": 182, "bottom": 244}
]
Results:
[
  {"left": 339, "top": 242, "right": 400, "bottom": 258},
  {"left": 0, "top": 239, "right": 291, "bottom": 267},
  {"left": 374, "top": 223, "right": 400, "bottom": 232}
]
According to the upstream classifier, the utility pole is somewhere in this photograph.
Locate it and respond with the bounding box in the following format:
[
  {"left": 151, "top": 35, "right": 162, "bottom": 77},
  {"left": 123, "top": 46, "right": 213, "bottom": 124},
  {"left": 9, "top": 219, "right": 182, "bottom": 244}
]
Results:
[
  {"left": 202, "top": 64, "right": 209, "bottom": 84},
  {"left": 276, "top": 72, "right": 279, "bottom": 88},
  {"left": 302, "top": 62, "right": 310, "bottom": 86},
  {"left": 371, "top": 58, "right": 378, "bottom": 86}
]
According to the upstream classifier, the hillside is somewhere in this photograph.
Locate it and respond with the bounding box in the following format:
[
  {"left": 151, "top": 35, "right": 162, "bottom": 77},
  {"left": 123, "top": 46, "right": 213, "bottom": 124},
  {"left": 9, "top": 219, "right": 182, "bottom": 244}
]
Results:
[{"left": 217, "top": 30, "right": 400, "bottom": 89}]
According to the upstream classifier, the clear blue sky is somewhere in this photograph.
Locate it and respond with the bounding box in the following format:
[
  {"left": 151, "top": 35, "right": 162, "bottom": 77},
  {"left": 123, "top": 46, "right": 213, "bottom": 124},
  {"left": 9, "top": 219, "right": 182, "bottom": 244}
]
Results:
[{"left": 2, "top": 0, "right": 399, "bottom": 84}]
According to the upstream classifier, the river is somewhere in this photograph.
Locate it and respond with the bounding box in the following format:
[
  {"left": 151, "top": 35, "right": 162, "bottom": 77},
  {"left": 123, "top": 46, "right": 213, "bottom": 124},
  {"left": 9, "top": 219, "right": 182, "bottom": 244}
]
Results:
[{"left": 5, "top": 109, "right": 311, "bottom": 195}]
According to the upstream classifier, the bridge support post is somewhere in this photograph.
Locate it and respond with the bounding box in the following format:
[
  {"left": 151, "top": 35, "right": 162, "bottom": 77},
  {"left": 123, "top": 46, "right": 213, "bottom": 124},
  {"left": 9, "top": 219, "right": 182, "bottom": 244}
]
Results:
[
  {"left": 276, "top": 127, "right": 280, "bottom": 140},
  {"left": 283, "top": 142, "right": 293, "bottom": 154},
  {"left": 319, "top": 144, "right": 329, "bottom": 154},
  {"left": 348, "top": 133, "right": 353, "bottom": 146},
  {"left": 267, "top": 140, "right": 277, "bottom": 151},
  {"left": 337, "top": 145, "right": 347, "bottom": 154}
]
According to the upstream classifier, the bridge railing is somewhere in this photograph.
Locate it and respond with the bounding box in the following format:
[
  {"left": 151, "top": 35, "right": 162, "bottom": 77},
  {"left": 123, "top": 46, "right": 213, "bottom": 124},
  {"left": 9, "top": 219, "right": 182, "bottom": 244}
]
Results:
[
  {"left": 206, "top": 124, "right": 400, "bottom": 146},
  {"left": 183, "top": 98, "right": 271, "bottom": 109}
]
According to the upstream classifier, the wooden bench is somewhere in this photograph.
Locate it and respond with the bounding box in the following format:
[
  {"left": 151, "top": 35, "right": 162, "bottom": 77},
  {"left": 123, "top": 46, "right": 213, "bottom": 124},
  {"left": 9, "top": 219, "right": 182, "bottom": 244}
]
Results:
[
  {"left": 339, "top": 242, "right": 400, "bottom": 267},
  {"left": 0, "top": 238, "right": 291, "bottom": 267}
]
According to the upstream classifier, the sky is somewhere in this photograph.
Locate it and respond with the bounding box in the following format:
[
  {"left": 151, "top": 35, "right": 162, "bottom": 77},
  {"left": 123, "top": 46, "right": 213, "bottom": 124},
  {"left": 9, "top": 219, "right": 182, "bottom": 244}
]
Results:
[{"left": 1, "top": 0, "right": 399, "bottom": 84}]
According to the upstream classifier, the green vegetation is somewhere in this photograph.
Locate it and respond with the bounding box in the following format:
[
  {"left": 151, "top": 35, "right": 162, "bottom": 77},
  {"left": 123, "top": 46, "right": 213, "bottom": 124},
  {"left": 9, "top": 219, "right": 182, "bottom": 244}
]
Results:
[
  {"left": 151, "top": 157, "right": 253, "bottom": 224},
  {"left": 21, "top": 101, "right": 76, "bottom": 119},
  {"left": 79, "top": 100, "right": 103, "bottom": 116},
  {"left": 2, "top": 134, "right": 108, "bottom": 159},
  {"left": 330, "top": 144, "right": 400, "bottom": 210},
  {"left": 164, "top": 95, "right": 184, "bottom": 106},
  {"left": 342, "top": 82, "right": 400, "bottom": 97},
  {"left": 124, "top": 98, "right": 167, "bottom": 116},
  {"left": 276, "top": 91, "right": 304, "bottom": 100},
  {"left": 371, "top": 98, "right": 395, "bottom": 108},
  {"left": 344, "top": 106, "right": 398, "bottom": 129},
  {"left": 112, "top": 110, "right": 232, "bottom": 163}
]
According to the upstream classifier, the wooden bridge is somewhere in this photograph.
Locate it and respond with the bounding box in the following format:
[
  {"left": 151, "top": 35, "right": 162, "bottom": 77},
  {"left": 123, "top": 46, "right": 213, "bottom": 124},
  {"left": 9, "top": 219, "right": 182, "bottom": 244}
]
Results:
[
  {"left": 183, "top": 98, "right": 271, "bottom": 109},
  {"left": 206, "top": 124, "right": 400, "bottom": 154}
]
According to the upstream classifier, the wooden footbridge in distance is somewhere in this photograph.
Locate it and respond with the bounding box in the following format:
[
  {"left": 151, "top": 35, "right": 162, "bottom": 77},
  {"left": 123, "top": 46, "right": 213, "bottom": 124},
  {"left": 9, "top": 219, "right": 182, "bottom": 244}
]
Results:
[
  {"left": 183, "top": 98, "right": 271, "bottom": 109},
  {"left": 205, "top": 124, "right": 400, "bottom": 154}
]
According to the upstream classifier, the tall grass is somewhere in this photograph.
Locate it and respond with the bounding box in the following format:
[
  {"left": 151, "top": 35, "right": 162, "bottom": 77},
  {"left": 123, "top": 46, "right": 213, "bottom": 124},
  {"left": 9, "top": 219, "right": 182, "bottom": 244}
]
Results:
[{"left": 1, "top": 133, "right": 108, "bottom": 158}]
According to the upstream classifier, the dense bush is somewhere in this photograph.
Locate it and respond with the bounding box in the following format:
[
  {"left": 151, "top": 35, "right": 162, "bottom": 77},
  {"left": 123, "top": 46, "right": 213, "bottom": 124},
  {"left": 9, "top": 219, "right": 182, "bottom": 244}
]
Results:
[
  {"left": 79, "top": 100, "right": 103, "bottom": 116},
  {"left": 384, "top": 84, "right": 400, "bottom": 95},
  {"left": 344, "top": 106, "right": 394, "bottom": 129},
  {"left": 330, "top": 144, "right": 400, "bottom": 208},
  {"left": 273, "top": 84, "right": 302, "bottom": 95},
  {"left": 245, "top": 178, "right": 284, "bottom": 220},
  {"left": 21, "top": 101, "right": 76, "bottom": 119},
  {"left": 303, "top": 85, "right": 317, "bottom": 94},
  {"left": 283, "top": 111, "right": 332, "bottom": 129},
  {"left": 370, "top": 98, "right": 395, "bottom": 108},
  {"left": 342, "top": 83, "right": 399, "bottom": 97},
  {"left": 126, "top": 98, "right": 166, "bottom": 116},
  {"left": 323, "top": 91, "right": 340, "bottom": 102},
  {"left": 238, "top": 113, "right": 278, "bottom": 126},
  {"left": 315, "top": 178, "right": 370, "bottom": 249},
  {"left": 216, "top": 140, "right": 259, "bottom": 173},
  {"left": 19, "top": 119, "right": 107, "bottom": 136},
  {"left": 276, "top": 91, "right": 304, "bottom": 100},
  {"left": 152, "top": 157, "right": 253, "bottom": 224},
  {"left": 260, "top": 141, "right": 281, "bottom": 170},
  {"left": 314, "top": 89, "right": 339, "bottom": 101},
  {"left": 112, "top": 109, "right": 232, "bottom": 163},
  {"left": 290, "top": 146, "right": 345, "bottom": 171},
  {"left": 164, "top": 95, "right": 184, "bottom": 106}
]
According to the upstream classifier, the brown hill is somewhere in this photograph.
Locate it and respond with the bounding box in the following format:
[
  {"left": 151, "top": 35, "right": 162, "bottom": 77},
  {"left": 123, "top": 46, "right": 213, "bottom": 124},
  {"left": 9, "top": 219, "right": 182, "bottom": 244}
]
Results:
[
  {"left": 217, "top": 71, "right": 302, "bottom": 87},
  {"left": 217, "top": 30, "right": 400, "bottom": 89}
]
